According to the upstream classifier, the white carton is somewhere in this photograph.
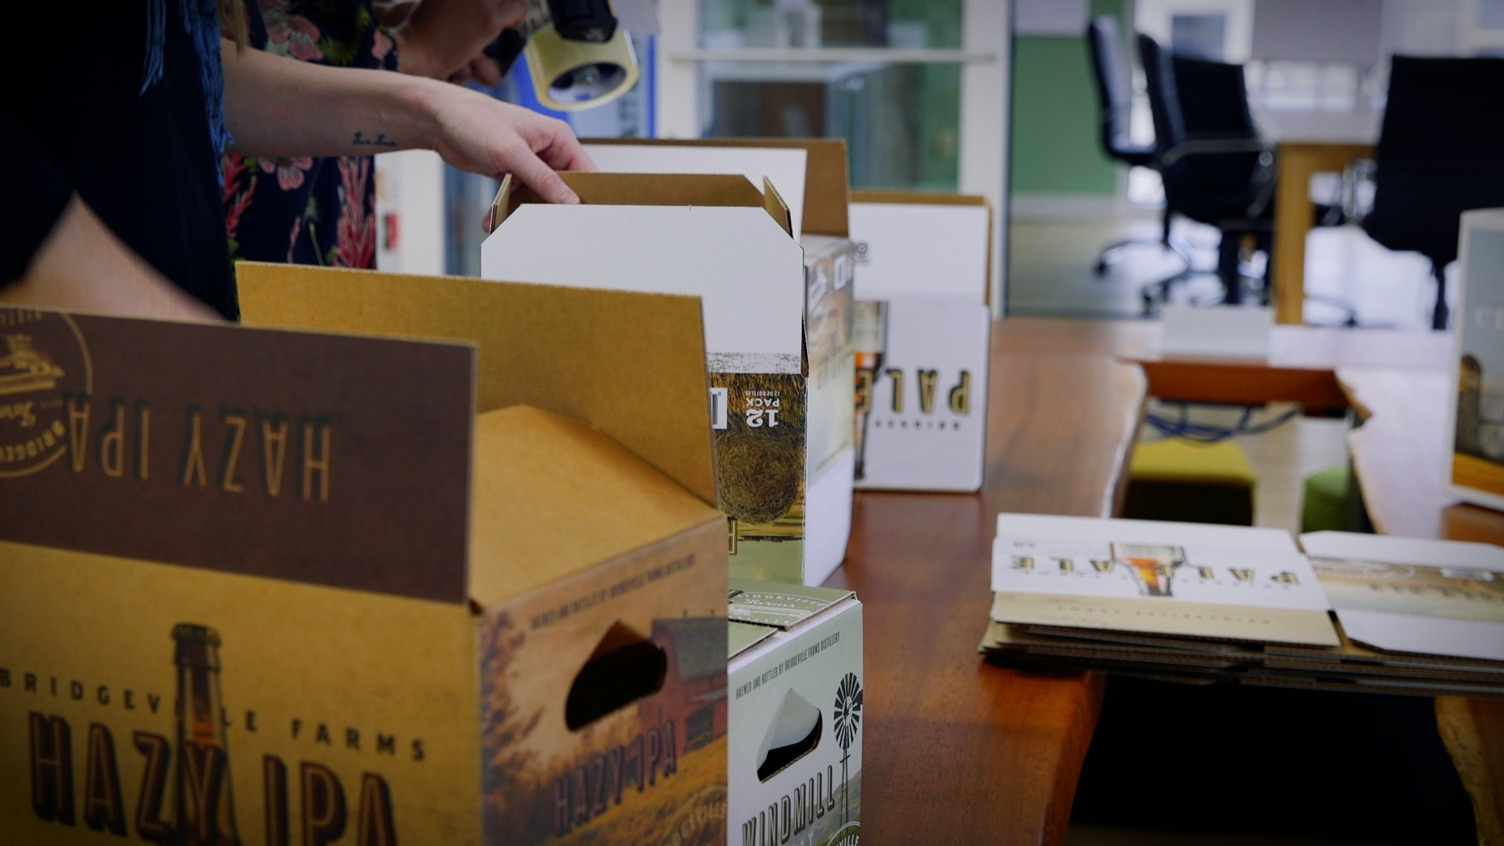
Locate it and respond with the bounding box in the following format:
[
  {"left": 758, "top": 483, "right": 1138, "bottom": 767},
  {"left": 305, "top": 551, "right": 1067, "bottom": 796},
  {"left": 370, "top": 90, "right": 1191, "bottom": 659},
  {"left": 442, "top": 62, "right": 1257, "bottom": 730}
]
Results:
[
  {"left": 727, "top": 580, "right": 864, "bottom": 846},
  {"left": 482, "top": 171, "right": 854, "bottom": 587},
  {"left": 1447, "top": 208, "right": 1504, "bottom": 512},
  {"left": 849, "top": 192, "right": 992, "bottom": 491}
]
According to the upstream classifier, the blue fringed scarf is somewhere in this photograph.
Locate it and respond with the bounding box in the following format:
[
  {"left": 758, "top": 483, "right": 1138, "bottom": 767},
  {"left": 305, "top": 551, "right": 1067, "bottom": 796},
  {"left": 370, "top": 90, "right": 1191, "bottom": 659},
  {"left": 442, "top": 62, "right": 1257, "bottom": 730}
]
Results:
[{"left": 142, "top": 0, "right": 233, "bottom": 183}]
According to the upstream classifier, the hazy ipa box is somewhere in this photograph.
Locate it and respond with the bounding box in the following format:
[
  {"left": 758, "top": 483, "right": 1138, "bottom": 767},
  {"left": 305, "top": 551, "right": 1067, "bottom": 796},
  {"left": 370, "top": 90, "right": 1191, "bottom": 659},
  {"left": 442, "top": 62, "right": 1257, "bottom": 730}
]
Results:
[
  {"left": 1448, "top": 208, "right": 1504, "bottom": 511},
  {"left": 726, "top": 580, "right": 863, "bottom": 846},
  {"left": 0, "top": 272, "right": 730, "bottom": 846},
  {"left": 482, "top": 169, "right": 856, "bottom": 587}
]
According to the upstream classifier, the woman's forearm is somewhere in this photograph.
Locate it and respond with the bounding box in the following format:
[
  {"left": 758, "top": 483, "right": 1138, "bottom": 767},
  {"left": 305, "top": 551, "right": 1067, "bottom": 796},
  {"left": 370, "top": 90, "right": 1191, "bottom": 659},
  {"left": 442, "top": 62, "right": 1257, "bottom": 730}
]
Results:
[
  {"left": 219, "top": 40, "right": 591, "bottom": 204},
  {"left": 221, "top": 39, "right": 438, "bottom": 157}
]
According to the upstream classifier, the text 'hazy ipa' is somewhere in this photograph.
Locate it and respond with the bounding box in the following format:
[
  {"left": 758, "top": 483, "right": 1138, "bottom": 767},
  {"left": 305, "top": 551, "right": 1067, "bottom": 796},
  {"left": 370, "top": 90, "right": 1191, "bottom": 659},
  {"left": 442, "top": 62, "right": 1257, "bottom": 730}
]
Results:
[{"left": 173, "top": 623, "right": 242, "bottom": 846}]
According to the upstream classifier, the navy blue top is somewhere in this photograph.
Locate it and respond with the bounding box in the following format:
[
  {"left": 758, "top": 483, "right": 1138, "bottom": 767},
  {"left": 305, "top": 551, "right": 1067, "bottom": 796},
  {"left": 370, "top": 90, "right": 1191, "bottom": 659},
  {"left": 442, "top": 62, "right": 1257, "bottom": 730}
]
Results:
[{"left": 2, "top": 0, "right": 238, "bottom": 320}]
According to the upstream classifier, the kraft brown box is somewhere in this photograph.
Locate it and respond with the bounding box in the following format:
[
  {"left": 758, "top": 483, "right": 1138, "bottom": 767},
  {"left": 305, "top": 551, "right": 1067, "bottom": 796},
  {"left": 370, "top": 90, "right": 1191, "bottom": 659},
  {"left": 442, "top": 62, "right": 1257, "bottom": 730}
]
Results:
[{"left": 0, "top": 270, "right": 731, "bottom": 846}]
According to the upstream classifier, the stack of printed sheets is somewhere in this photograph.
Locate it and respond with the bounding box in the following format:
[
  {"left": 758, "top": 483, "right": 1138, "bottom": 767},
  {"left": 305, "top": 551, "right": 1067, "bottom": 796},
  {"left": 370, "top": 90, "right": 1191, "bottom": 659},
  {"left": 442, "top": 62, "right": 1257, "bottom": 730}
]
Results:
[{"left": 982, "top": 515, "right": 1504, "bottom": 698}]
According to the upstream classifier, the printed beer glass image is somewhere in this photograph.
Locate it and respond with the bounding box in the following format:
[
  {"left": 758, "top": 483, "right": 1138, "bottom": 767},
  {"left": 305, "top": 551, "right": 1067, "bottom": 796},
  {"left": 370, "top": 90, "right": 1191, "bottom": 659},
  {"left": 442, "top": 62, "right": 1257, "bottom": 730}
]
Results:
[
  {"left": 852, "top": 300, "right": 888, "bottom": 481},
  {"left": 1112, "top": 543, "right": 1185, "bottom": 597}
]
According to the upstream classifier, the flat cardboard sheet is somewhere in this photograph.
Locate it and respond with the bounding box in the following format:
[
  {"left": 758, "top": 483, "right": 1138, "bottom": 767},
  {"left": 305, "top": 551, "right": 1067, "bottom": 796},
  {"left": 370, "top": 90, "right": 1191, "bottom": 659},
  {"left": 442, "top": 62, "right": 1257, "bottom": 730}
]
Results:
[
  {"left": 991, "top": 515, "right": 1337, "bottom": 646},
  {"left": 1300, "top": 531, "right": 1504, "bottom": 662}
]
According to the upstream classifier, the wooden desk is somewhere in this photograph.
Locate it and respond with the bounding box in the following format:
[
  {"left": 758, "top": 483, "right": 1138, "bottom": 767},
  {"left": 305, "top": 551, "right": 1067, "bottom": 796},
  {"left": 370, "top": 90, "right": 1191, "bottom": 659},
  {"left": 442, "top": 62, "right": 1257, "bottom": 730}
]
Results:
[{"left": 823, "top": 338, "right": 1147, "bottom": 845}]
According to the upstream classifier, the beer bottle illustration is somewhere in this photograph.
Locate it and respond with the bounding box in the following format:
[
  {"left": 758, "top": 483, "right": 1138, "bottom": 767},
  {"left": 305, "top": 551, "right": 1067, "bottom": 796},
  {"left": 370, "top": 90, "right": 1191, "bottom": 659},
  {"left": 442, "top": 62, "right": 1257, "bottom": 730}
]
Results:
[
  {"left": 1112, "top": 543, "right": 1184, "bottom": 597},
  {"left": 173, "top": 623, "right": 243, "bottom": 846},
  {"left": 852, "top": 300, "right": 889, "bottom": 481}
]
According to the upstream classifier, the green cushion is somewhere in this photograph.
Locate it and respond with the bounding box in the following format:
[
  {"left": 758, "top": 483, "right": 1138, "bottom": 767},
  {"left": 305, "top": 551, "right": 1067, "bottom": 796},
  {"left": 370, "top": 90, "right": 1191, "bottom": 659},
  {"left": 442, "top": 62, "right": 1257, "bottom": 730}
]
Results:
[
  {"left": 1130, "top": 438, "right": 1258, "bottom": 488},
  {"left": 1301, "top": 464, "right": 1351, "bottom": 534}
]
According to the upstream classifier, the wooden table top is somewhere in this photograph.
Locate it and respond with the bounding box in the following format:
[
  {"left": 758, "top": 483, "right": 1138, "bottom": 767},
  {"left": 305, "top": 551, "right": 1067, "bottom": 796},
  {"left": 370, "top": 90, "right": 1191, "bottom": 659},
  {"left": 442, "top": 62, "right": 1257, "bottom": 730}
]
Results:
[
  {"left": 823, "top": 337, "right": 1147, "bottom": 846},
  {"left": 1338, "top": 366, "right": 1504, "bottom": 546}
]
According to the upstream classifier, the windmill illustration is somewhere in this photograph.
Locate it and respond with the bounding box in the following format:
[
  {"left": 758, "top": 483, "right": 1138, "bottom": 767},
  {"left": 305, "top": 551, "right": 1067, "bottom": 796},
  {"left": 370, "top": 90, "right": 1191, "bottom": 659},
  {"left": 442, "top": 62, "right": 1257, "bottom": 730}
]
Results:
[{"left": 832, "top": 671, "right": 863, "bottom": 826}]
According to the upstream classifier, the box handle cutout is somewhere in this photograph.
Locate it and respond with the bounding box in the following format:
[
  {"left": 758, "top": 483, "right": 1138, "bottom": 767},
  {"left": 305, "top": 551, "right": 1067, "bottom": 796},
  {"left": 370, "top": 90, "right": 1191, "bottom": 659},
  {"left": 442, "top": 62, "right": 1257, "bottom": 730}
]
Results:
[
  {"left": 565, "top": 622, "right": 668, "bottom": 731},
  {"left": 756, "top": 690, "right": 823, "bottom": 782}
]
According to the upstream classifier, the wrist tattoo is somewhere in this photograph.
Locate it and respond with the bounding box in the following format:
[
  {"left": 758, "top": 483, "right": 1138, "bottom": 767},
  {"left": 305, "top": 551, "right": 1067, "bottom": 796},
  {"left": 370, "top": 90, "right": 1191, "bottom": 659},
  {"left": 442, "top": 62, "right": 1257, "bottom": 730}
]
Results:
[{"left": 352, "top": 131, "right": 398, "bottom": 148}]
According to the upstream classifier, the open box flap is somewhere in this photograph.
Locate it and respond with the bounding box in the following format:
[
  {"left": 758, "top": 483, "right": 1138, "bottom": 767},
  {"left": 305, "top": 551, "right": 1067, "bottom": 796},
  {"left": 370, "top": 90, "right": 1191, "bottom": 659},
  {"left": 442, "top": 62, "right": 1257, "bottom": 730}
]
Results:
[
  {"left": 236, "top": 263, "right": 717, "bottom": 507},
  {"left": 590, "top": 137, "right": 851, "bottom": 237},
  {"left": 490, "top": 171, "right": 793, "bottom": 236},
  {"left": 582, "top": 142, "right": 809, "bottom": 236},
  {"left": 850, "top": 189, "right": 994, "bottom": 306},
  {"left": 0, "top": 306, "right": 475, "bottom": 604},
  {"left": 468, "top": 405, "right": 721, "bottom": 606},
  {"left": 727, "top": 579, "right": 856, "bottom": 630},
  {"left": 481, "top": 176, "right": 805, "bottom": 361}
]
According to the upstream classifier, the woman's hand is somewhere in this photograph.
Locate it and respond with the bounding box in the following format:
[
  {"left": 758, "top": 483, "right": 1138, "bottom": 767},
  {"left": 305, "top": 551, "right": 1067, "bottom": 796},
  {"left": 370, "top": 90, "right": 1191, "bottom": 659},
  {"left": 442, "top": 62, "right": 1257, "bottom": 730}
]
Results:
[{"left": 426, "top": 84, "right": 596, "bottom": 204}]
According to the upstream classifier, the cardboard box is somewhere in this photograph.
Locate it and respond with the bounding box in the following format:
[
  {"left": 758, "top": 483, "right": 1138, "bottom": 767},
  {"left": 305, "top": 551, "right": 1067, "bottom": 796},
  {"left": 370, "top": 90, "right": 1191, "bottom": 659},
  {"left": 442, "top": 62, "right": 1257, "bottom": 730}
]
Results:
[
  {"left": 848, "top": 191, "right": 992, "bottom": 491},
  {"left": 1447, "top": 208, "right": 1504, "bottom": 511},
  {"left": 0, "top": 266, "right": 732, "bottom": 845},
  {"left": 727, "top": 580, "right": 863, "bottom": 846},
  {"left": 481, "top": 170, "right": 855, "bottom": 588}
]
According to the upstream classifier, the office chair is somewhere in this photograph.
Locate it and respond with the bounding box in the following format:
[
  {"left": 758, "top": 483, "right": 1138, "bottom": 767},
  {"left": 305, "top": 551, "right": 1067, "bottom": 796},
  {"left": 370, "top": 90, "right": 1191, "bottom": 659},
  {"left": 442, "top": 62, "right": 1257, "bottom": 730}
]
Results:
[
  {"left": 1137, "top": 33, "right": 1275, "bottom": 311},
  {"left": 1085, "top": 15, "right": 1187, "bottom": 275},
  {"left": 1361, "top": 55, "right": 1504, "bottom": 331}
]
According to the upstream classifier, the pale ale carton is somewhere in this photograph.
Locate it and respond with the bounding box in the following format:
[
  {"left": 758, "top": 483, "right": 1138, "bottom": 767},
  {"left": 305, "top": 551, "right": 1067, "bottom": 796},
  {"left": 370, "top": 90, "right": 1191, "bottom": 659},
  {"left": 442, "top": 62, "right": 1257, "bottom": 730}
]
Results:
[
  {"left": 848, "top": 191, "right": 991, "bottom": 492},
  {"left": 0, "top": 265, "right": 730, "bottom": 846}
]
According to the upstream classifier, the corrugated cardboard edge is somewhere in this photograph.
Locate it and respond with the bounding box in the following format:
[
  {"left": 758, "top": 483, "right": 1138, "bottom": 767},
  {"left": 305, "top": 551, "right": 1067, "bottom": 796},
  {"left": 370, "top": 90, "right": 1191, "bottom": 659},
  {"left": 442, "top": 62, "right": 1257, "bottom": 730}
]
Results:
[
  {"left": 585, "top": 137, "right": 851, "bottom": 237},
  {"left": 851, "top": 188, "right": 994, "bottom": 308},
  {"left": 490, "top": 171, "right": 794, "bottom": 237}
]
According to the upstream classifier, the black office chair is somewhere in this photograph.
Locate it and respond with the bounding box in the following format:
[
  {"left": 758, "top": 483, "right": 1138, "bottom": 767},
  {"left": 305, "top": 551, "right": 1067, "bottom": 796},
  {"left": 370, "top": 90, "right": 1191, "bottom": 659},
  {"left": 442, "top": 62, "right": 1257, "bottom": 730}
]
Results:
[
  {"left": 1361, "top": 55, "right": 1504, "bottom": 331},
  {"left": 1138, "top": 33, "right": 1275, "bottom": 310},
  {"left": 1085, "top": 15, "right": 1185, "bottom": 275}
]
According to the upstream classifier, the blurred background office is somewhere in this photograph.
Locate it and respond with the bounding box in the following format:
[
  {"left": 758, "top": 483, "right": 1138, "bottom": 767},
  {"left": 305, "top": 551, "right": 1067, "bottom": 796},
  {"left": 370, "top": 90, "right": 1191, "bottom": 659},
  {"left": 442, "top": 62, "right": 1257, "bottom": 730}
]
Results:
[
  {"left": 387, "top": 0, "right": 1504, "bottom": 332},
  {"left": 1009, "top": 0, "right": 1504, "bottom": 330}
]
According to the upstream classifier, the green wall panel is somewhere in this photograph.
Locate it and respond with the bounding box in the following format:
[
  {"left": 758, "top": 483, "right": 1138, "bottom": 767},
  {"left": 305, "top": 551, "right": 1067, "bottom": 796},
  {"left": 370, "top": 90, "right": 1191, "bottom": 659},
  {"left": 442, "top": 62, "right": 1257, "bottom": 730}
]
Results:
[{"left": 1009, "top": 0, "right": 1125, "bottom": 197}]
